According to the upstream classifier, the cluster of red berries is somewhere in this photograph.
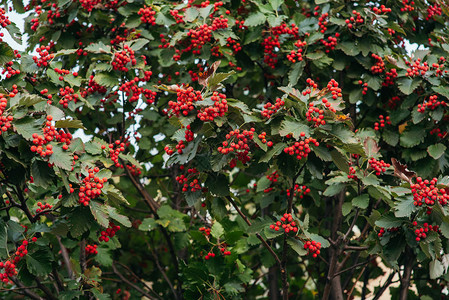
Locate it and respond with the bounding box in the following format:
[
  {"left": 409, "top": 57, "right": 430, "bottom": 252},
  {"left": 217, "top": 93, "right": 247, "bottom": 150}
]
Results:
[
  {"left": 235, "top": 19, "right": 247, "bottom": 30},
  {"left": 306, "top": 99, "right": 333, "bottom": 126},
  {"left": 168, "top": 87, "right": 202, "bottom": 117},
  {"left": 0, "top": 239, "right": 32, "bottom": 283},
  {"left": 30, "top": 116, "right": 57, "bottom": 158},
  {"left": 82, "top": 75, "right": 107, "bottom": 97},
  {"left": 286, "top": 184, "right": 310, "bottom": 199},
  {"left": 327, "top": 79, "right": 342, "bottom": 99},
  {"left": 287, "top": 40, "right": 306, "bottom": 63},
  {"left": 382, "top": 68, "right": 398, "bottom": 86},
  {"left": 318, "top": 13, "right": 328, "bottom": 33},
  {"left": 431, "top": 61, "right": 447, "bottom": 77},
  {"left": 78, "top": 0, "right": 101, "bottom": 12},
  {"left": 372, "top": 5, "right": 391, "bottom": 14},
  {"left": 411, "top": 177, "right": 449, "bottom": 208},
  {"left": 304, "top": 240, "right": 321, "bottom": 258},
  {"left": 78, "top": 167, "right": 106, "bottom": 206},
  {"left": 284, "top": 134, "right": 319, "bottom": 161},
  {"left": 197, "top": 92, "right": 228, "bottom": 121},
  {"left": 170, "top": 9, "right": 184, "bottom": 24},
  {"left": 185, "top": 24, "right": 213, "bottom": 55},
  {"left": 219, "top": 245, "right": 231, "bottom": 256},
  {"left": 57, "top": 129, "right": 73, "bottom": 151},
  {"left": 430, "top": 128, "right": 447, "bottom": 139},
  {"left": 54, "top": 67, "right": 71, "bottom": 81},
  {"left": 172, "top": 128, "right": 194, "bottom": 155},
  {"left": 358, "top": 80, "right": 368, "bottom": 95},
  {"left": 112, "top": 45, "right": 136, "bottom": 72},
  {"left": 426, "top": 4, "right": 442, "bottom": 20},
  {"left": 0, "top": 94, "right": 12, "bottom": 134},
  {"left": 58, "top": 86, "right": 79, "bottom": 108},
  {"left": 303, "top": 78, "right": 318, "bottom": 96},
  {"left": 99, "top": 222, "right": 120, "bottom": 242},
  {"left": 33, "top": 45, "right": 54, "bottom": 67},
  {"left": 199, "top": 226, "right": 211, "bottom": 236},
  {"left": 270, "top": 213, "right": 298, "bottom": 233},
  {"left": 370, "top": 54, "right": 385, "bottom": 74},
  {"left": 348, "top": 166, "right": 358, "bottom": 180},
  {"left": 258, "top": 132, "right": 274, "bottom": 147},
  {"left": 405, "top": 58, "right": 429, "bottom": 77},
  {"left": 0, "top": 7, "right": 11, "bottom": 32},
  {"left": 138, "top": 5, "right": 156, "bottom": 25},
  {"left": 262, "top": 36, "right": 280, "bottom": 69},
  {"left": 35, "top": 201, "right": 52, "bottom": 214},
  {"left": 85, "top": 244, "right": 98, "bottom": 255},
  {"left": 176, "top": 168, "right": 202, "bottom": 192},
  {"left": 226, "top": 37, "right": 242, "bottom": 53},
  {"left": 106, "top": 140, "right": 126, "bottom": 168},
  {"left": 417, "top": 95, "right": 446, "bottom": 112},
  {"left": 368, "top": 158, "right": 390, "bottom": 175},
  {"left": 2, "top": 61, "right": 20, "bottom": 78},
  {"left": 387, "top": 96, "right": 401, "bottom": 109},
  {"left": 413, "top": 221, "right": 440, "bottom": 242},
  {"left": 126, "top": 164, "right": 142, "bottom": 176},
  {"left": 377, "top": 227, "right": 399, "bottom": 237},
  {"left": 345, "top": 10, "right": 364, "bottom": 29},
  {"left": 218, "top": 128, "right": 255, "bottom": 164},
  {"left": 374, "top": 115, "right": 391, "bottom": 131},
  {"left": 320, "top": 34, "right": 339, "bottom": 53},
  {"left": 211, "top": 15, "right": 228, "bottom": 30},
  {"left": 400, "top": 0, "right": 415, "bottom": 12},
  {"left": 261, "top": 98, "right": 285, "bottom": 119}
]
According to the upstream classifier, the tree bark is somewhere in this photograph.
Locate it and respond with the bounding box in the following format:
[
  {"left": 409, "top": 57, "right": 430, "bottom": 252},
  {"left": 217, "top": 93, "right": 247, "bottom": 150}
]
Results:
[{"left": 399, "top": 250, "right": 415, "bottom": 300}]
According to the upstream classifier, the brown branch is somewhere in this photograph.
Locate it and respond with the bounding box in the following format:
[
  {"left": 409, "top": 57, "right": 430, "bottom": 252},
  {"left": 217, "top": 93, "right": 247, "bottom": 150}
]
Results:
[
  {"left": 10, "top": 277, "right": 42, "bottom": 300},
  {"left": 346, "top": 264, "right": 368, "bottom": 300},
  {"left": 35, "top": 278, "right": 57, "bottom": 300},
  {"left": 225, "top": 196, "right": 281, "bottom": 266},
  {"left": 333, "top": 259, "right": 371, "bottom": 278},
  {"left": 112, "top": 264, "right": 156, "bottom": 300},
  {"left": 116, "top": 262, "right": 161, "bottom": 299},
  {"left": 56, "top": 236, "right": 74, "bottom": 279},
  {"left": 399, "top": 248, "right": 415, "bottom": 300},
  {"left": 51, "top": 268, "right": 64, "bottom": 292},
  {"left": 373, "top": 271, "right": 395, "bottom": 300},
  {"left": 80, "top": 239, "right": 87, "bottom": 274},
  {"left": 344, "top": 245, "right": 369, "bottom": 251}
]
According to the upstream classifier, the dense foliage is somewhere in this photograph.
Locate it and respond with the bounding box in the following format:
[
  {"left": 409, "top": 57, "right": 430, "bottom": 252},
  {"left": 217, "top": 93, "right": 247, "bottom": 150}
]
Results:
[{"left": 1, "top": 0, "right": 449, "bottom": 299}]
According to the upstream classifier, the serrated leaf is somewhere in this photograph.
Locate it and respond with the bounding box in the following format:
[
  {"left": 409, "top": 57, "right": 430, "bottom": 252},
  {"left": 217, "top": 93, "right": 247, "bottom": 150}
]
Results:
[
  {"left": 337, "top": 42, "right": 360, "bottom": 56},
  {"left": 397, "top": 78, "right": 421, "bottom": 95},
  {"left": 260, "top": 142, "right": 286, "bottom": 162},
  {"left": 13, "top": 117, "right": 42, "bottom": 140},
  {"left": 352, "top": 194, "right": 369, "bottom": 209},
  {"left": 31, "top": 160, "right": 53, "bottom": 189},
  {"left": 342, "top": 202, "right": 352, "bottom": 216},
  {"left": 427, "top": 144, "right": 446, "bottom": 159},
  {"left": 264, "top": 227, "right": 283, "bottom": 239},
  {"left": 55, "top": 119, "right": 86, "bottom": 129},
  {"left": 208, "top": 71, "right": 235, "bottom": 88},
  {"left": 85, "top": 41, "right": 111, "bottom": 53},
  {"left": 279, "top": 119, "right": 310, "bottom": 139},
  {"left": 382, "top": 129, "right": 399, "bottom": 146},
  {"left": 323, "top": 183, "right": 345, "bottom": 196},
  {"left": 306, "top": 233, "right": 330, "bottom": 248},
  {"left": 138, "top": 218, "right": 157, "bottom": 231},
  {"left": 48, "top": 142, "right": 72, "bottom": 170},
  {"left": 18, "top": 94, "right": 46, "bottom": 107},
  {"left": 244, "top": 12, "right": 266, "bottom": 27},
  {"left": 95, "top": 247, "right": 113, "bottom": 267},
  {"left": 26, "top": 249, "right": 53, "bottom": 276},
  {"left": 93, "top": 73, "right": 117, "bottom": 87},
  {"left": 0, "top": 42, "right": 15, "bottom": 64},
  {"left": 400, "top": 127, "right": 425, "bottom": 148},
  {"left": 331, "top": 150, "right": 349, "bottom": 173},
  {"left": 375, "top": 215, "right": 403, "bottom": 229},
  {"left": 430, "top": 260, "right": 444, "bottom": 279},
  {"left": 211, "top": 222, "right": 224, "bottom": 239},
  {"left": 287, "top": 238, "right": 307, "bottom": 255},
  {"left": 394, "top": 197, "right": 416, "bottom": 218},
  {"left": 288, "top": 61, "right": 305, "bottom": 86},
  {"left": 90, "top": 201, "right": 109, "bottom": 228},
  {"left": 104, "top": 185, "right": 129, "bottom": 205},
  {"left": 106, "top": 205, "right": 132, "bottom": 227}
]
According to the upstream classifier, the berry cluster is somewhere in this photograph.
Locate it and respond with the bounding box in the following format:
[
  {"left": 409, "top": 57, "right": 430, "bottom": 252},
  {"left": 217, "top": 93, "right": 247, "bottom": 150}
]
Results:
[
  {"left": 304, "top": 240, "right": 321, "bottom": 258},
  {"left": 258, "top": 132, "right": 273, "bottom": 147},
  {"left": 270, "top": 213, "right": 298, "bottom": 233},
  {"left": 286, "top": 184, "right": 310, "bottom": 199},
  {"left": 226, "top": 37, "right": 242, "bottom": 53},
  {"left": 99, "top": 222, "right": 120, "bottom": 242},
  {"left": 286, "top": 40, "right": 306, "bottom": 63},
  {"left": 358, "top": 80, "right": 368, "bottom": 95},
  {"left": 318, "top": 13, "right": 329, "bottom": 33},
  {"left": 85, "top": 244, "right": 98, "bottom": 255},
  {"left": 411, "top": 177, "right": 449, "bottom": 209},
  {"left": 58, "top": 86, "right": 79, "bottom": 108},
  {"left": 370, "top": 54, "right": 385, "bottom": 74},
  {"left": 400, "top": 0, "right": 415, "bottom": 12},
  {"left": 197, "top": 92, "right": 228, "bottom": 121},
  {"left": 368, "top": 158, "right": 390, "bottom": 175},
  {"left": 2, "top": 61, "right": 20, "bottom": 78},
  {"left": 170, "top": 9, "right": 184, "bottom": 24},
  {"left": 35, "top": 201, "right": 52, "bottom": 214},
  {"left": 303, "top": 78, "right": 318, "bottom": 96},
  {"left": 33, "top": 45, "right": 54, "bottom": 67},
  {"left": 176, "top": 168, "right": 202, "bottom": 192},
  {"left": 430, "top": 128, "right": 447, "bottom": 139},
  {"left": 320, "top": 34, "right": 339, "bottom": 53},
  {"left": 372, "top": 5, "right": 391, "bottom": 14},
  {"left": 112, "top": 45, "right": 136, "bottom": 72},
  {"left": 345, "top": 10, "right": 364, "bottom": 29},
  {"left": 138, "top": 5, "right": 156, "bottom": 25},
  {"left": 0, "top": 239, "right": 36, "bottom": 283},
  {"left": 78, "top": 0, "right": 101, "bottom": 12},
  {"left": 374, "top": 115, "right": 391, "bottom": 131},
  {"left": 211, "top": 15, "right": 228, "bottom": 30},
  {"left": 168, "top": 87, "right": 203, "bottom": 117},
  {"left": 426, "top": 4, "right": 442, "bottom": 20},
  {"left": 0, "top": 94, "right": 12, "bottom": 134},
  {"left": 306, "top": 99, "right": 334, "bottom": 126},
  {"left": 383, "top": 68, "right": 398, "bottom": 86},
  {"left": 199, "top": 226, "right": 211, "bottom": 236},
  {"left": 417, "top": 95, "right": 446, "bottom": 113},
  {"left": 78, "top": 167, "right": 106, "bottom": 206},
  {"left": 348, "top": 166, "right": 358, "bottom": 181},
  {"left": 0, "top": 7, "right": 11, "bottom": 32},
  {"left": 413, "top": 221, "right": 440, "bottom": 242},
  {"left": 405, "top": 58, "right": 429, "bottom": 77},
  {"left": 387, "top": 96, "right": 401, "bottom": 109},
  {"left": 30, "top": 116, "right": 57, "bottom": 158},
  {"left": 108, "top": 140, "right": 126, "bottom": 168},
  {"left": 218, "top": 128, "right": 255, "bottom": 163},
  {"left": 261, "top": 98, "right": 285, "bottom": 119},
  {"left": 284, "top": 134, "right": 319, "bottom": 161},
  {"left": 262, "top": 36, "right": 280, "bottom": 69},
  {"left": 377, "top": 227, "right": 399, "bottom": 237}
]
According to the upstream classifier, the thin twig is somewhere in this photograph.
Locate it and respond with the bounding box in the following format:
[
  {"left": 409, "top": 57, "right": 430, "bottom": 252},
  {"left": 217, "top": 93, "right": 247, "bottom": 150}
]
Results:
[
  {"left": 333, "top": 260, "right": 371, "bottom": 278},
  {"left": 56, "top": 236, "right": 74, "bottom": 279},
  {"left": 10, "top": 277, "right": 42, "bottom": 300},
  {"left": 112, "top": 264, "right": 156, "bottom": 300}
]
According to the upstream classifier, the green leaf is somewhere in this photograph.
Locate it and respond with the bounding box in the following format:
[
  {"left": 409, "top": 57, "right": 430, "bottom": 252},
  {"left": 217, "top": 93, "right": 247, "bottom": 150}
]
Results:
[
  {"left": 382, "top": 129, "right": 399, "bottom": 146},
  {"left": 247, "top": 218, "right": 272, "bottom": 234},
  {"left": 26, "top": 248, "right": 53, "bottom": 276},
  {"left": 430, "top": 260, "right": 444, "bottom": 279},
  {"left": 55, "top": 119, "right": 86, "bottom": 129},
  {"left": 306, "top": 233, "right": 330, "bottom": 248},
  {"left": 323, "top": 183, "right": 345, "bottom": 197},
  {"left": 288, "top": 61, "right": 305, "bottom": 86},
  {"left": 155, "top": 12, "right": 175, "bottom": 26},
  {"left": 260, "top": 142, "right": 286, "bottom": 162},
  {"left": 208, "top": 71, "right": 235, "bottom": 88},
  {"left": 138, "top": 218, "right": 157, "bottom": 231},
  {"left": 287, "top": 238, "right": 307, "bottom": 256},
  {"left": 31, "top": 160, "right": 53, "bottom": 189},
  {"left": 205, "top": 173, "right": 229, "bottom": 196},
  {"left": 106, "top": 205, "right": 132, "bottom": 228},
  {"left": 184, "top": 7, "right": 199, "bottom": 22},
  {"left": 342, "top": 202, "right": 352, "bottom": 216},
  {"left": 352, "top": 194, "right": 369, "bottom": 209},
  {"left": 428, "top": 144, "right": 447, "bottom": 159},
  {"left": 90, "top": 201, "right": 110, "bottom": 228},
  {"left": 337, "top": 42, "right": 360, "bottom": 56},
  {"left": 279, "top": 119, "right": 310, "bottom": 139},
  {"left": 47, "top": 105, "right": 65, "bottom": 121},
  {"left": 95, "top": 247, "right": 113, "bottom": 267},
  {"left": 331, "top": 150, "right": 349, "bottom": 173},
  {"left": 211, "top": 222, "right": 224, "bottom": 239},
  {"left": 48, "top": 142, "right": 73, "bottom": 171},
  {"left": 397, "top": 78, "right": 422, "bottom": 95},
  {"left": 264, "top": 227, "right": 283, "bottom": 239},
  {"left": 13, "top": 117, "right": 42, "bottom": 140},
  {"left": 94, "top": 73, "right": 117, "bottom": 87},
  {"left": 0, "top": 42, "right": 14, "bottom": 64},
  {"left": 85, "top": 41, "right": 111, "bottom": 53},
  {"left": 375, "top": 215, "right": 403, "bottom": 229},
  {"left": 400, "top": 127, "right": 426, "bottom": 148},
  {"left": 394, "top": 197, "right": 416, "bottom": 218},
  {"left": 18, "top": 94, "right": 47, "bottom": 107},
  {"left": 244, "top": 12, "right": 266, "bottom": 27}
]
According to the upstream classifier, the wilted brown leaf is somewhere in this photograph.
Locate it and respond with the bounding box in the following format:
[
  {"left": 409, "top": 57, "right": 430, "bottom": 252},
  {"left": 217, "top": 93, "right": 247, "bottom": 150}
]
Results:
[
  {"left": 391, "top": 158, "right": 416, "bottom": 184},
  {"left": 198, "top": 60, "right": 221, "bottom": 86}
]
